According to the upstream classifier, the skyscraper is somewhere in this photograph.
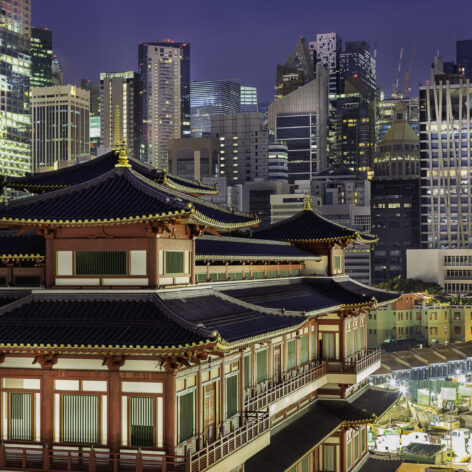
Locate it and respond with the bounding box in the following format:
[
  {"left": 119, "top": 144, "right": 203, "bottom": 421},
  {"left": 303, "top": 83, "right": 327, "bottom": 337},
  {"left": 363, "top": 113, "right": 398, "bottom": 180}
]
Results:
[
  {"left": 99, "top": 71, "right": 140, "bottom": 159},
  {"left": 190, "top": 80, "right": 240, "bottom": 137},
  {"left": 81, "top": 79, "right": 100, "bottom": 156},
  {"left": 31, "top": 27, "right": 52, "bottom": 88},
  {"left": 457, "top": 39, "right": 472, "bottom": 81},
  {"left": 339, "top": 41, "right": 376, "bottom": 91},
  {"left": 32, "top": 85, "right": 90, "bottom": 172},
  {"left": 240, "top": 86, "right": 258, "bottom": 112},
  {"left": 275, "top": 37, "right": 314, "bottom": 99},
  {"left": 139, "top": 40, "right": 190, "bottom": 168},
  {"left": 310, "top": 32, "right": 342, "bottom": 94},
  {"left": 0, "top": 0, "right": 31, "bottom": 178}
]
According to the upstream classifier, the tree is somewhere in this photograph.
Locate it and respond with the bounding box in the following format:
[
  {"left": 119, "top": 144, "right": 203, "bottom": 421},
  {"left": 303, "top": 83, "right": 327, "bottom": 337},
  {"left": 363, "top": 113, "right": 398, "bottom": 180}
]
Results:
[{"left": 374, "top": 276, "right": 442, "bottom": 295}]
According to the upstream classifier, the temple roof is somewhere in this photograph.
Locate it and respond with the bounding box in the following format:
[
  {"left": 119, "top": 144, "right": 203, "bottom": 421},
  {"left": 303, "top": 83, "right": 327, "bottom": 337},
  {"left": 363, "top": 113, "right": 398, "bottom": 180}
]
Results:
[
  {"left": 0, "top": 231, "right": 45, "bottom": 260},
  {"left": 0, "top": 167, "right": 258, "bottom": 231},
  {"left": 351, "top": 388, "right": 401, "bottom": 417},
  {"left": 195, "top": 236, "right": 321, "bottom": 262},
  {"left": 221, "top": 277, "right": 398, "bottom": 314},
  {"left": 1, "top": 150, "right": 218, "bottom": 196},
  {"left": 252, "top": 206, "right": 378, "bottom": 245}
]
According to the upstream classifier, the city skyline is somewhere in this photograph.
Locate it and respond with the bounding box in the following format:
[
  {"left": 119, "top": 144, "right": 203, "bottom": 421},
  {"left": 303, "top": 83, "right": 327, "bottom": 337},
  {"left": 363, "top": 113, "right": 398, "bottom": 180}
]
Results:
[{"left": 34, "top": 0, "right": 471, "bottom": 102}]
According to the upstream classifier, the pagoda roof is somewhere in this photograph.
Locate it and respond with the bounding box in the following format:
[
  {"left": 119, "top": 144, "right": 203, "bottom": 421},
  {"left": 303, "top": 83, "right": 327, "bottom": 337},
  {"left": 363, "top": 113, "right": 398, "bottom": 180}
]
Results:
[
  {"left": 220, "top": 277, "right": 398, "bottom": 314},
  {"left": 0, "top": 167, "right": 258, "bottom": 231},
  {"left": 2, "top": 150, "right": 218, "bottom": 196},
  {"left": 0, "top": 230, "right": 45, "bottom": 260},
  {"left": 195, "top": 235, "right": 321, "bottom": 262},
  {"left": 252, "top": 207, "right": 378, "bottom": 245}
]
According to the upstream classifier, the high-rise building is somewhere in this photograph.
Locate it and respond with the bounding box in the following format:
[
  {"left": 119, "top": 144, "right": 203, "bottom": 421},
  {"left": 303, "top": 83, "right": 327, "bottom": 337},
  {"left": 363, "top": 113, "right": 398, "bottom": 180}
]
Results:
[
  {"left": 379, "top": 96, "right": 419, "bottom": 141},
  {"left": 31, "top": 27, "right": 52, "bottom": 88},
  {"left": 419, "top": 66, "right": 472, "bottom": 249},
  {"left": 190, "top": 80, "right": 240, "bottom": 137},
  {"left": 275, "top": 37, "right": 314, "bottom": 99},
  {"left": 99, "top": 71, "right": 140, "bottom": 158},
  {"left": 51, "top": 54, "right": 63, "bottom": 85},
  {"left": 31, "top": 85, "right": 90, "bottom": 171},
  {"left": 139, "top": 40, "right": 190, "bottom": 168},
  {"left": 240, "top": 86, "right": 258, "bottom": 112},
  {"left": 339, "top": 41, "right": 376, "bottom": 91},
  {"left": 268, "top": 143, "right": 288, "bottom": 181},
  {"left": 0, "top": 0, "right": 31, "bottom": 178},
  {"left": 81, "top": 79, "right": 100, "bottom": 156},
  {"left": 371, "top": 103, "right": 420, "bottom": 282},
  {"left": 268, "top": 66, "right": 328, "bottom": 183},
  {"left": 457, "top": 39, "right": 472, "bottom": 81},
  {"left": 310, "top": 32, "right": 342, "bottom": 94},
  {"left": 208, "top": 112, "right": 269, "bottom": 185}
]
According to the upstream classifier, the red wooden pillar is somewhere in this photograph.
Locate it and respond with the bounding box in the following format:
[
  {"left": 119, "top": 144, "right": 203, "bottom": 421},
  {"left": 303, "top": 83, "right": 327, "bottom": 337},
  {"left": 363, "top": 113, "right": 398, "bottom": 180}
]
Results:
[
  {"left": 41, "top": 369, "right": 54, "bottom": 446},
  {"left": 147, "top": 234, "right": 158, "bottom": 288},
  {"left": 341, "top": 429, "right": 347, "bottom": 472},
  {"left": 108, "top": 371, "right": 121, "bottom": 452},
  {"left": 165, "top": 372, "right": 177, "bottom": 455},
  {"left": 44, "top": 233, "right": 55, "bottom": 289},
  {"left": 339, "top": 314, "right": 346, "bottom": 362},
  {"left": 239, "top": 350, "right": 245, "bottom": 426}
]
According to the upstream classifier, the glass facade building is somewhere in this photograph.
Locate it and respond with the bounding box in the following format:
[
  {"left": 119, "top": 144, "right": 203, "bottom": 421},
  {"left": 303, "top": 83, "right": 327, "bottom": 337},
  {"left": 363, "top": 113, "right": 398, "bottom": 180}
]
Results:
[
  {"left": 31, "top": 27, "right": 52, "bottom": 88},
  {"left": 0, "top": 0, "right": 31, "bottom": 178},
  {"left": 240, "top": 86, "right": 258, "bottom": 113},
  {"left": 190, "top": 80, "right": 240, "bottom": 137},
  {"left": 457, "top": 39, "right": 472, "bottom": 81}
]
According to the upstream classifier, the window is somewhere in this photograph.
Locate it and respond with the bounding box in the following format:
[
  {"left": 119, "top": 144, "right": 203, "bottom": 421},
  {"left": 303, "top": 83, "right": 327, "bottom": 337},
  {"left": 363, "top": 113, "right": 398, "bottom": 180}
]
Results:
[
  {"left": 9, "top": 392, "right": 33, "bottom": 441},
  {"left": 256, "top": 350, "right": 268, "bottom": 383},
  {"left": 300, "top": 336, "right": 309, "bottom": 364},
  {"left": 334, "top": 255, "right": 341, "bottom": 270},
  {"left": 322, "top": 332, "right": 335, "bottom": 360},
  {"left": 179, "top": 391, "right": 194, "bottom": 442},
  {"left": 347, "top": 440, "right": 352, "bottom": 469},
  {"left": 354, "top": 433, "right": 360, "bottom": 461},
  {"left": 165, "top": 251, "right": 185, "bottom": 274},
  {"left": 130, "top": 397, "right": 154, "bottom": 447},
  {"left": 75, "top": 251, "right": 126, "bottom": 276},
  {"left": 300, "top": 455, "right": 309, "bottom": 472},
  {"left": 287, "top": 340, "right": 296, "bottom": 370},
  {"left": 226, "top": 375, "right": 238, "bottom": 419},
  {"left": 455, "top": 326, "right": 461, "bottom": 335},
  {"left": 361, "top": 428, "right": 366, "bottom": 452},
  {"left": 346, "top": 331, "right": 352, "bottom": 356},
  {"left": 324, "top": 444, "right": 336, "bottom": 471},
  {"left": 311, "top": 333, "right": 316, "bottom": 360},
  {"left": 244, "top": 355, "right": 251, "bottom": 389},
  {"left": 62, "top": 394, "right": 99, "bottom": 444}
]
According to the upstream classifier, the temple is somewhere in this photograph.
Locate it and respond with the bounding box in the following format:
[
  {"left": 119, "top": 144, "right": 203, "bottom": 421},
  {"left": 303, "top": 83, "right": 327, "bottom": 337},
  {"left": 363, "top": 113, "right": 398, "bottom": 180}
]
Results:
[{"left": 0, "top": 146, "right": 400, "bottom": 472}]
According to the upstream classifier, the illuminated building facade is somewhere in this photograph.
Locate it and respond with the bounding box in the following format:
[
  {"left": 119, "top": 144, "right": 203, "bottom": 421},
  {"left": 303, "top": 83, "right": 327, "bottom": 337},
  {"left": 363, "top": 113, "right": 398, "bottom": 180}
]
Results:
[
  {"left": 0, "top": 0, "right": 31, "bottom": 178},
  {"left": 31, "top": 85, "right": 90, "bottom": 171},
  {"left": 30, "top": 27, "right": 52, "bottom": 88},
  {"left": 100, "top": 71, "right": 140, "bottom": 158},
  {"left": 139, "top": 40, "right": 190, "bottom": 168},
  {"left": 240, "top": 85, "right": 258, "bottom": 112},
  {"left": 379, "top": 96, "right": 419, "bottom": 141}
]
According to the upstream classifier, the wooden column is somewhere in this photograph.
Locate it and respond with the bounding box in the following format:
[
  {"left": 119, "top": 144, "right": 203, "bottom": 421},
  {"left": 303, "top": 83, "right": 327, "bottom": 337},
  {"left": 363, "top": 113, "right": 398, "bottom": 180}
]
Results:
[
  {"left": 44, "top": 233, "right": 55, "bottom": 289},
  {"left": 42, "top": 370, "right": 54, "bottom": 446},
  {"left": 219, "top": 362, "right": 225, "bottom": 435},
  {"left": 339, "top": 314, "right": 346, "bottom": 362},
  {"left": 196, "top": 365, "right": 202, "bottom": 449},
  {"left": 164, "top": 371, "right": 177, "bottom": 455},
  {"left": 108, "top": 371, "right": 121, "bottom": 452},
  {"left": 341, "top": 429, "right": 347, "bottom": 472},
  {"left": 147, "top": 234, "right": 158, "bottom": 288},
  {"left": 239, "top": 351, "right": 245, "bottom": 426},
  {"left": 190, "top": 238, "right": 196, "bottom": 284}
]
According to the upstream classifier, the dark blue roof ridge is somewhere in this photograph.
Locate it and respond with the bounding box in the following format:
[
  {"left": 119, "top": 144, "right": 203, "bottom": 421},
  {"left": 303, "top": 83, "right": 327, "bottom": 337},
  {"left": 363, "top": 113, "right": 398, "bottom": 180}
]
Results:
[
  {"left": 198, "top": 235, "right": 294, "bottom": 246},
  {"left": 333, "top": 276, "right": 400, "bottom": 305}
]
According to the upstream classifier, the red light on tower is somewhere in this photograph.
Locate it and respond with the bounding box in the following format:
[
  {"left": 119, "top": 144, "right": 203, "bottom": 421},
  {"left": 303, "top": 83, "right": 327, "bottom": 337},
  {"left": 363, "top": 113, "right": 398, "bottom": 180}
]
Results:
[{"left": 353, "top": 74, "right": 358, "bottom": 78}]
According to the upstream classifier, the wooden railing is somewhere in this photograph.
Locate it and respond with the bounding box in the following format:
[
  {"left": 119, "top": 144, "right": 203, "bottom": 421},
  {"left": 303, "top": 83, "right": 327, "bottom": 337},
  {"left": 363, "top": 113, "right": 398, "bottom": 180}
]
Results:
[
  {"left": 0, "top": 445, "right": 187, "bottom": 472},
  {"left": 188, "top": 413, "right": 270, "bottom": 472},
  {"left": 244, "top": 361, "right": 328, "bottom": 412},
  {"left": 340, "top": 347, "right": 381, "bottom": 373}
]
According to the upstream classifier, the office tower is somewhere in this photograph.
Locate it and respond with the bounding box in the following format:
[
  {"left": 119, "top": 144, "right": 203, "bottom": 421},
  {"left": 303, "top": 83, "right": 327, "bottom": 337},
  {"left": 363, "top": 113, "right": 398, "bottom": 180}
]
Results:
[
  {"left": 240, "top": 86, "right": 258, "bottom": 112},
  {"left": 268, "top": 143, "right": 288, "bottom": 181},
  {"left": 379, "top": 96, "right": 419, "bottom": 141},
  {"left": 208, "top": 112, "right": 268, "bottom": 185},
  {"left": 310, "top": 32, "right": 342, "bottom": 94},
  {"left": 30, "top": 27, "right": 52, "bottom": 88},
  {"left": 81, "top": 79, "right": 100, "bottom": 156},
  {"left": 339, "top": 41, "right": 376, "bottom": 91},
  {"left": 419, "top": 66, "right": 472, "bottom": 249},
  {"left": 275, "top": 37, "right": 314, "bottom": 99},
  {"left": 51, "top": 54, "right": 63, "bottom": 85},
  {"left": 0, "top": 0, "right": 31, "bottom": 178},
  {"left": 268, "top": 65, "right": 328, "bottom": 183},
  {"left": 190, "top": 80, "right": 240, "bottom": 137},
  {"left": 31, "top": 85, "right": 90, "bottom": 172},
  {"left": 168, "top": 137, "right": 219, "bottom": 180},
  {"left": 99, "top": 71, "right": 140, "bottom": 158},
  {"left": 457, "top": 39, "right": 472, "bottom": 81},
  {"left": 139, "top": 40, "right": 190, "bottom": 168},
  {"left": 371, "top": 103, "right": 420, "bottom": 282}
]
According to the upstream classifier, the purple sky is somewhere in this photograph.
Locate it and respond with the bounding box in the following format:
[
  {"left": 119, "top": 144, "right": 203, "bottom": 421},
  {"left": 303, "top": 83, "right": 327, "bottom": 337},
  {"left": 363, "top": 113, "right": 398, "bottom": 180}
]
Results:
[{"left": 33, "top": 0, "right": 471, "bottom": 102}]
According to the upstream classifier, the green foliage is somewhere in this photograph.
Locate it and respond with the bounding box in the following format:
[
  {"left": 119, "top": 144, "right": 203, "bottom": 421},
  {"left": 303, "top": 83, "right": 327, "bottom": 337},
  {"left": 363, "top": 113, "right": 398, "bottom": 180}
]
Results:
[{"left": 374, "top": 276, "right": 442, "bottom": 295}]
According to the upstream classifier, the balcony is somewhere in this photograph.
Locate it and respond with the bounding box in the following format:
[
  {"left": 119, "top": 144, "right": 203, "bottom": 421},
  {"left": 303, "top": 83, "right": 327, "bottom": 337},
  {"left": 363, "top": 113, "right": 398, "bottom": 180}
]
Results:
[
  {"left": 327, "top": 348, "right": 381, "bottom": 384},
  {"left": 244, "top": 361, "right": 328, "bottom": 412}
]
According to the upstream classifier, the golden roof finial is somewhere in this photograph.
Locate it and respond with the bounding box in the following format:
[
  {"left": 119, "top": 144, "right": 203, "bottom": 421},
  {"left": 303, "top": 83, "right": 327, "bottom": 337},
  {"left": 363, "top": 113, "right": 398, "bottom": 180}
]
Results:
[
  {"left": 113, "top": 105, "right": 121, "bottom": 150},
  {"left": 304, "top": 193, "right": 312, "bottom": 211},
  {"left": 115, "top": 139, "right": 131, "bottom": 168}
]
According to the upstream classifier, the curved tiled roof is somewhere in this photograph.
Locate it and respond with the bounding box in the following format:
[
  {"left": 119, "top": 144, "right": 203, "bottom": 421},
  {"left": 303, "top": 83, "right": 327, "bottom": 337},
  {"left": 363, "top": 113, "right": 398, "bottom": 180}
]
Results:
[
  {"left": 252, "top": 208, "right": 378, "bottom": 244},
  {"left": 0, "top": 167, "right": 259, "bottom": 231},
  {"left": 2, "top": 151, "right": 217, "bottom": 195},
  {"left": 0, "top": 231, "right": 45, "bottom": 259},
  {"left": 195, "top": 236, "right": 321, "bottom": 261}
]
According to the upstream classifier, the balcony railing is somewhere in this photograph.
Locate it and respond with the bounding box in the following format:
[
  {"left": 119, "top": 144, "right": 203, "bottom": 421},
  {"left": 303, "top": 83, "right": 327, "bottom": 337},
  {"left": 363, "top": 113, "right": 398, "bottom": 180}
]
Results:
[
  {"left": 244, "top": 361, "right": 328, "bottom": 412},
  {"left": 340, "top": 347, "right": 381, "bottom": 373},
  {"left": 0, "top": 446, "right": 187, "bottom": 472},
  {"left": 188, "top": 413, "right": 270, "bottom": 472}
]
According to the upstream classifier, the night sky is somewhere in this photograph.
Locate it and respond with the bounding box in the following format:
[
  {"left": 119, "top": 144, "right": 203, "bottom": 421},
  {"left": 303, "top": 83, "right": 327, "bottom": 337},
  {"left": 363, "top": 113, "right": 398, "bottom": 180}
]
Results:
[{"left": 33, "top": 0, "right": 472, "bottom": 102}]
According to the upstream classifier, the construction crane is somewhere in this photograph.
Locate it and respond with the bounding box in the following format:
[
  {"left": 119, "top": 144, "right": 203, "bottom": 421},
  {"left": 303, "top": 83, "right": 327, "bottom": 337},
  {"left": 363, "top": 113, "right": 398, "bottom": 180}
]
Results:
[
  {"left": 404, "top": 45, "right": 416, "bottom": 98},
  {"left": 392, "top": 48, "right": 404, "bottom": 98}
]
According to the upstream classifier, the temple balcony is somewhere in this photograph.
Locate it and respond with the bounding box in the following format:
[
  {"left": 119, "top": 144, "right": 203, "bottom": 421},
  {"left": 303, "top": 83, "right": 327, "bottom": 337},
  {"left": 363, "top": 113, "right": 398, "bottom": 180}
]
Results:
[
  {"left": 327, "top": 347, "right": 381, "bottom": 385},
  {"left": 244, "top": 361, "right": 328, "bottom": 415}
]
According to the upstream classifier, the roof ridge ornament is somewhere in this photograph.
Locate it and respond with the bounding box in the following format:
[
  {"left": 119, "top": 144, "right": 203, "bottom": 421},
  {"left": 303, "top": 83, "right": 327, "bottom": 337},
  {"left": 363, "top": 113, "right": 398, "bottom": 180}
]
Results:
[
  {"left": 303, "top": 193, "right": 312, "bottom": 211},
  {"left": 113, "top": 104, "right": 121, "bottom": 151},
  {"left": 115, "top": 140, "right": 131, "bottom": 168}
]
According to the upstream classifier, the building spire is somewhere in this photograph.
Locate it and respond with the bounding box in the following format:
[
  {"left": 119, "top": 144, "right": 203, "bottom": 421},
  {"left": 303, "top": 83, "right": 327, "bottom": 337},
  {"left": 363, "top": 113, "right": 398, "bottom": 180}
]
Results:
[
  {"left": 303, "top": 193, "right": 312, "bottom": 211},
  {"left": 115, "top": 140, "right": 131, "bottom": 168}
]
